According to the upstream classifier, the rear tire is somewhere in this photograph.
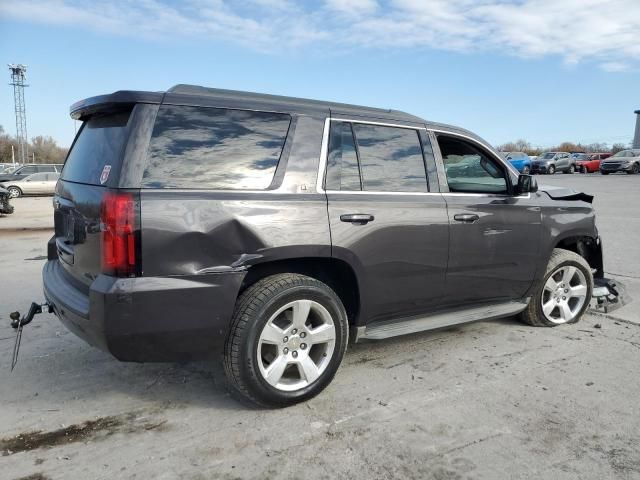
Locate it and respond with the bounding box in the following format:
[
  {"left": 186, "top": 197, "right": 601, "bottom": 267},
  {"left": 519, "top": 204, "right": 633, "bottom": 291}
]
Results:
[
  {"left": 224, "top": 273, "right": 349, "bottom": 407},
  {"left": 522, "top": 166, "right": 530, "bottom": 174},
  {"left": 564, "top": 164, "right": 575, "bottom": 174},
  {"left": 628, "top": 163, "right": 639, "bottom": 174},
  {"left": 519, "top": 249, "right": 593, "bottom": 327}
]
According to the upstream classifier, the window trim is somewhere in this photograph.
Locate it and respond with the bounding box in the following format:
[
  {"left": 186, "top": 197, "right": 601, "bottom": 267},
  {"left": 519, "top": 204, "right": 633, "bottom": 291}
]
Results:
[{"left": 318, "top": 117, "right": 431, "bottom": 195}]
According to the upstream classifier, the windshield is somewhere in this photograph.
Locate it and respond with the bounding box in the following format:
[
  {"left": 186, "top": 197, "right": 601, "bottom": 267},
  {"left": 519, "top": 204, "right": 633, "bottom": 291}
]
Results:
[
  {"left": 540, "top": 152, "right": 555, "bottom": 159},
  {"left": 573, "top": 153, "right": 587, "bottom": 160},
  {"left": 613, "top": 150, "right": 635, "bottom": 158}
]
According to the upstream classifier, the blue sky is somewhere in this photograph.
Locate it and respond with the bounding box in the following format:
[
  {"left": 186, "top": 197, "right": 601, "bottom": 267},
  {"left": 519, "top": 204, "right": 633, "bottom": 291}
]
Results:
[{"left": 0, "top": 0, "right": 639, "bottom": 149}]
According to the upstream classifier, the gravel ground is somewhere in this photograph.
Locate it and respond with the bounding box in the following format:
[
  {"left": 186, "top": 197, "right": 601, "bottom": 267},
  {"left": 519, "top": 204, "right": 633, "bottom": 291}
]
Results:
[{"left": 0, "top": 174, "right": 639, "bottom": 480}]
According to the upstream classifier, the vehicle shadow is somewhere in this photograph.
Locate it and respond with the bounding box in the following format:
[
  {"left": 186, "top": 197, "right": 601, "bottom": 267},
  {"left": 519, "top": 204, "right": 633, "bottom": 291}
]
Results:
[
  {"left": 0, "top": 320, "right": 244, "bottom": 411},
  {"left": 1, "top": 315, "right": 527, "bottom": 412}
]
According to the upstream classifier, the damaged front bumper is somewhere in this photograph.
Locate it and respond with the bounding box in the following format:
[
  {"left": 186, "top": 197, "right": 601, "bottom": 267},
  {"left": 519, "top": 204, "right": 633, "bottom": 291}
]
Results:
[{"left": 589, "top": 277, "right": 628, "bottom": 314}]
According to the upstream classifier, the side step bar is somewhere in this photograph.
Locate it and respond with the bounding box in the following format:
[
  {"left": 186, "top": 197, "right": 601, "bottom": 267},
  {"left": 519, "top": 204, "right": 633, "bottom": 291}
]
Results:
[{"left": 353, "top": 300, "right": 529, "bottom": 342}]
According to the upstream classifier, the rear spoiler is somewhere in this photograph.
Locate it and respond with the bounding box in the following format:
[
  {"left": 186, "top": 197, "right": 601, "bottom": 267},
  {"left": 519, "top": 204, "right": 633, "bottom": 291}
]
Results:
[{"left": 70, "top": 90, "right": 164, "bottom": 120}]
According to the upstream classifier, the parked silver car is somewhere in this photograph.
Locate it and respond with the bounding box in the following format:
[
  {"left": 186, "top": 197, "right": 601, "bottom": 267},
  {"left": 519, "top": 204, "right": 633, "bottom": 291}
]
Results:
[
  {"left": 600, "top": 149, "right": 640, "bottom": 174},
  {"left": 0, "top": 172, "right": 60, "bottom": 198}
]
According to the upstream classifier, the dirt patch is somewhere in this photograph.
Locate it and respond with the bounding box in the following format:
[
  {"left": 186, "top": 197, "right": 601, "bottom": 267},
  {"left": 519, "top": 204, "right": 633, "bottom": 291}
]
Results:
[
  {"left": 1, "top": 411, "right": 167, "bottom": 456},
  {"left": 14, "top": 474, "right": 50, "bottom": 480}
]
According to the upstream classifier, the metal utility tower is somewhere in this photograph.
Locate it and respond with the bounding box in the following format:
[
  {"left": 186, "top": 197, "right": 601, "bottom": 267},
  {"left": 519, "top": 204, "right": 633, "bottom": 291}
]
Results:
[
  {"left": 8, "top": 64, "right": 29, "bottom": 164},
  {"left": 634, "top": 110, "right": 640, "bottom": 149}
]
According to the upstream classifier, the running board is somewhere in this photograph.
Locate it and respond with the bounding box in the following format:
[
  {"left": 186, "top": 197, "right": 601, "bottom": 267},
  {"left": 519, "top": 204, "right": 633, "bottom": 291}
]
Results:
[{"left": 354, "top": 300, "right": 529, "bottom": 342}]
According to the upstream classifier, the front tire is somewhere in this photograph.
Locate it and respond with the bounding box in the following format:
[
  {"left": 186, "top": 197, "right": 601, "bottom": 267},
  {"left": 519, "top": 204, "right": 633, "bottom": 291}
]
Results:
[
  {"left": 7, "top": 186, "right": 21, "bottom": 198},
  {"left": 628, "top": 163, "right": 640, "bottom": 174},
  {"left": 522, "top": 166, "right": 530, "bottom": 174},
  {"left": 547, "top": 164, "right": 556, "bottom": 174},
  {"left": 224, "top": 273, "right": 349, "bottom": 407},
  {"left": 519, "top": 249, "right": 593, "bottom": 327}
]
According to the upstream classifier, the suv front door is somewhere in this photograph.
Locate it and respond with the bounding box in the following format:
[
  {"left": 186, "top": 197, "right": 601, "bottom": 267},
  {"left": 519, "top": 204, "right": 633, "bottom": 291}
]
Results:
[
  {"left": 324, "top": 119, "right": 448, "bottom": 324},
  {"left": 433, "top": 132, "right": 541, "bottom": 308}
]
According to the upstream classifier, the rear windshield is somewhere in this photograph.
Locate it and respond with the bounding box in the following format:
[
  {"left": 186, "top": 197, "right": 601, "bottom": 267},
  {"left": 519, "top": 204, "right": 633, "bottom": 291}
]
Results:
[
  {"left": 60, "top": 110, "right": 131, "bottom": 185},
  {"left": 141, "top": 105, "right": 291, "bottom": 190}
]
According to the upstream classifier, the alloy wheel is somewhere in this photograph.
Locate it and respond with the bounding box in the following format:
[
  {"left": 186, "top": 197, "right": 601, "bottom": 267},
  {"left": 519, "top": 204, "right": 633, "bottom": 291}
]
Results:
[
  {"left": 257, "top": 299, "right": 336, "bottom": 391},
  {"left": 541, "top": 266, "right": 588, "bottom": 324},
  {"left": 7, "top": 187, "right": 20, "bottom": 198}
]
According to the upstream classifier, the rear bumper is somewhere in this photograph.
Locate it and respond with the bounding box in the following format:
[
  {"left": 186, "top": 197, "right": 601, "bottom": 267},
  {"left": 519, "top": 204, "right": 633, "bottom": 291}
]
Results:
[{"left": 43, "top": 259, "right": 245, "bottom": 362}]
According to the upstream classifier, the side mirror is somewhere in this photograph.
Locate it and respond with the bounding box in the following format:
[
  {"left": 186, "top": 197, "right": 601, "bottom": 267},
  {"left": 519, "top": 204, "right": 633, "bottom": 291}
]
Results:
[{"left": 516, "top": 174, "right": 537, "bottom": 195}]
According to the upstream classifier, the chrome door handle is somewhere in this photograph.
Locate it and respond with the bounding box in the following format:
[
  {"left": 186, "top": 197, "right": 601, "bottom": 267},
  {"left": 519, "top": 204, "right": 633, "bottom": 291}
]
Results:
[
  {"left": 453, "top": 213, "right": 479, "bottom": 223},
  {"left": 340, "top": 214, "right": 374, "bottom": 225}
]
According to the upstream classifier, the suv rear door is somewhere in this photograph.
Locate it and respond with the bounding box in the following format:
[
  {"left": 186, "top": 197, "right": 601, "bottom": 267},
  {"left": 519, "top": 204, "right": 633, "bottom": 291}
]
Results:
[
  {"left": 556, "top": 152, "right": 570, "bottom": 170},
  {"left": 433, "top": 132, "right": 541, "bottom": 308},
  {"left": 323, "top": 118, "right": 448, "bottom": 324}
]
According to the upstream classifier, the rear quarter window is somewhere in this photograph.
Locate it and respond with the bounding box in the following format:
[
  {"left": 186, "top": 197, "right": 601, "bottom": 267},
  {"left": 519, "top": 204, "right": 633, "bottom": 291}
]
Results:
[{"left": 141, "top": 105, "right": 291, "bottom": 190}]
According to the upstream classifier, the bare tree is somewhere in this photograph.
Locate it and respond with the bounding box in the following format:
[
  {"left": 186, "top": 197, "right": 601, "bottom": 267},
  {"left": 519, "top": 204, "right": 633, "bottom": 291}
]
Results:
[{"left": 0, "top": 125, "right": 68, "bottom": 164}]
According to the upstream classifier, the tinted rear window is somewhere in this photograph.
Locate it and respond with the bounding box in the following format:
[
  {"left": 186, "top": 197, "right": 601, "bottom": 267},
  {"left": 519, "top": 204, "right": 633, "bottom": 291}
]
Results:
[
  {"left": 141, "top": 105, "right": 291, "bottom": 190},
  {"left": 325, "top": 121, "right": 428, "bottom": 192},
  {"left": 352, "top": 124, "right": 427, "bottom": 192},
  {"left": 61, "top": 111, "right": 131, "bottom": 185}
]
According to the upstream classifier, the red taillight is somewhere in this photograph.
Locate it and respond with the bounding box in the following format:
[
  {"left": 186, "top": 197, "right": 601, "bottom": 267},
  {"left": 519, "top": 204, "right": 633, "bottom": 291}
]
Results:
[{"left": 101, "top": 191, "right": 138, "bottom": 277}]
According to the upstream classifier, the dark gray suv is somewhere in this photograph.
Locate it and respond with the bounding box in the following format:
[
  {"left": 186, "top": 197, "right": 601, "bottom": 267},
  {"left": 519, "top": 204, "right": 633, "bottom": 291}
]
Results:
[{"left": 43, "top": 85, "right": 609, "bottom": 406}]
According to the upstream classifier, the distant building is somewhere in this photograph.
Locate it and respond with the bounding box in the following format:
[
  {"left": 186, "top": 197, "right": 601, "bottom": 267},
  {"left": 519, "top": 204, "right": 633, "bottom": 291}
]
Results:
[{"left": 635, "top": 110, "right": 640, "bottom": 149}]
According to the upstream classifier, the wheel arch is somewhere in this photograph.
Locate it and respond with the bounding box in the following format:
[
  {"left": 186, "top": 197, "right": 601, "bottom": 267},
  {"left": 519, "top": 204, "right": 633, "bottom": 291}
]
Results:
[
  {"left": 553, "top": 235, "right": 603, "bottom": 278},
  {"left": 240, "top": 256, "right": 362, "bottom": 327}
]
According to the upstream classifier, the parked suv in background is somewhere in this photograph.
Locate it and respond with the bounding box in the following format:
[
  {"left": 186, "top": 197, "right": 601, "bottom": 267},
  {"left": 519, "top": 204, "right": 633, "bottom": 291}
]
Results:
[
  {"left": 503, "top": 152, "right": 532, "bottom": 173},
  {"left": 577, "top": 153, "right": 611, "bottom": 173},
  {"left": 600, "top": 149, "right": 640, "bottom": 174},
  {"left": 531, "top": 152, "right": 576, "bottom": 174},
  {"left": 43, "top": 85, "right": 607, "bottom": 407},
  {"left": 0, "top": 164, "right": 63, "bottom": 183}
]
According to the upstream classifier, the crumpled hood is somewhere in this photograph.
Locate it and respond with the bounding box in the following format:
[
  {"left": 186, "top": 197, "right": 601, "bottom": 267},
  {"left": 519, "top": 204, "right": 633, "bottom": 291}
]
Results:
[{"left": 538, "top": 184, "right": 594, "bottom": 203}]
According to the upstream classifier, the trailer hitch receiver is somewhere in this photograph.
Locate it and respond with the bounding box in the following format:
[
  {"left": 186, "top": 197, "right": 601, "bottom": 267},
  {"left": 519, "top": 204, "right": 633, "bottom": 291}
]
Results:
[{"left": 9, "top": 302, "right": 52, "bottom": 371}]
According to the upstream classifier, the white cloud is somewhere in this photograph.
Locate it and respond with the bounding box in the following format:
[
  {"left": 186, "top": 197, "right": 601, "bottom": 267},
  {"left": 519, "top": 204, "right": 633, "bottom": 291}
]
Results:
[
  {"left": 1, "top": 0, "right": 639, "bottom": 70},
  {"left": 325, "top": 0, "right": 379, "bottom": 16}
]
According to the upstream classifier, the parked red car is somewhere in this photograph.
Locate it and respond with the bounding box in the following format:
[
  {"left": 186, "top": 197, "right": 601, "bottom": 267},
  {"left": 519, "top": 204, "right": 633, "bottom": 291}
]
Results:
[{"left": 577, "top": 153, "right": 612, "bottom": 173}]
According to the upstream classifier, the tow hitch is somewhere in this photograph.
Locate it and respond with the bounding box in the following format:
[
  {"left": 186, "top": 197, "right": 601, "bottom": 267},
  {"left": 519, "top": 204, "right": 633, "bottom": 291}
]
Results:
[
  {"left": 590, "top": 277, "right": 628, "bottom": 314},
  {"left": 9, "top": 302, "right": 52, "bottom": 371}
]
